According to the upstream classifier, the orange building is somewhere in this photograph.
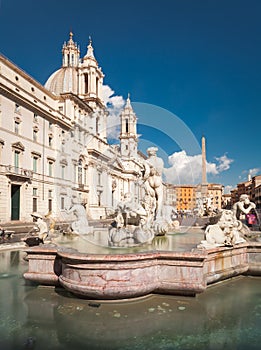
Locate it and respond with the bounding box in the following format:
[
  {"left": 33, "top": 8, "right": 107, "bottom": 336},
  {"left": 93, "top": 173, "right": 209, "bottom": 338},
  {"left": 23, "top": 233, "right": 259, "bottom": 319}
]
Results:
[
  {"left": 207, "top": 183, "right": 224, "bottom": 210},
  {"left": 175, "top": 185, "right": 197, "bottom": 211}
]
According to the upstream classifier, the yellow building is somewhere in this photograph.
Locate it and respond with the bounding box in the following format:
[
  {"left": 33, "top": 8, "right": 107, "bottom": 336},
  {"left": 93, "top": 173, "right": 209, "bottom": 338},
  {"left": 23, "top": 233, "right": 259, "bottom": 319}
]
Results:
[
  {"left": 175, "top": 185, "right": 197, "bottom": 211},
  {"left": 207, "top": 183, "right": 224, "bottom": 210}
]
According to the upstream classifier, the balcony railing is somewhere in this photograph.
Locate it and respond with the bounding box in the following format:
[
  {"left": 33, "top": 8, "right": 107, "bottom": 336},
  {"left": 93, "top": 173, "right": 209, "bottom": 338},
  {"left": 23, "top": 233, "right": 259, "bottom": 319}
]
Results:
[{"left": 1, "top": 165, "right": 33, "bottom": 180}]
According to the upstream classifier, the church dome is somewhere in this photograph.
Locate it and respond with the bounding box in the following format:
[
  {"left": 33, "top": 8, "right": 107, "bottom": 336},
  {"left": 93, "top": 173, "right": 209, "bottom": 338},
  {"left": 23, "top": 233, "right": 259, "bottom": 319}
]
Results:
[
  {"left": 44, "top": 33, "right": 104, "bottom": 102},
  {"left": 44, "top": 67, "right": 78, "bottom": 95}
]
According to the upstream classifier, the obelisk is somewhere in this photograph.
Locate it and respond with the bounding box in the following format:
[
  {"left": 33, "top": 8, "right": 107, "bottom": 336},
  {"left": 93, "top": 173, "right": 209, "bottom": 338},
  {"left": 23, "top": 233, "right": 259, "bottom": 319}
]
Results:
[{"left": 201, "top": 136, "right": 208, "bottom": 196}]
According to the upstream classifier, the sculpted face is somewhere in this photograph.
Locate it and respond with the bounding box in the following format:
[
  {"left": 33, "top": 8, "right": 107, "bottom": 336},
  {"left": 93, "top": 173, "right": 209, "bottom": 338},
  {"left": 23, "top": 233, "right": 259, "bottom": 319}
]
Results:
[
  {"left": 244, "top": 198, "right": 250, "bottom": 205},
  {"left": 239, "top": 194, "right": 249, "bottom": 203},
  {"left": 147, "top": 147, "right": 158, "bottom": 156}
]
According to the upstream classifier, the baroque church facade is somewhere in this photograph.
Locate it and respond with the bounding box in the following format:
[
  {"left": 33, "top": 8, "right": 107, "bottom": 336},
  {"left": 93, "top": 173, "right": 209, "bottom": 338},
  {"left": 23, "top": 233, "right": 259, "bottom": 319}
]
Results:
[{"left": 0, "top": 33, "right": 147, "bottom": 223}]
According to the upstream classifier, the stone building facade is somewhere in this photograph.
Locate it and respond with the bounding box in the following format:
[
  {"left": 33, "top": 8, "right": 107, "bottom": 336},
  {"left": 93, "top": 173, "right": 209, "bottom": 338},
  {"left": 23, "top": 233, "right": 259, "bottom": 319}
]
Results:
[
  {"left": 0, "top": 33, "right": 146, "bottom": 223},
  {"left": 207, "top": 183, "right": 223, "bottom": 210},
  {"left": 230, "top": 175, "right": 261, "bottom": 209}
]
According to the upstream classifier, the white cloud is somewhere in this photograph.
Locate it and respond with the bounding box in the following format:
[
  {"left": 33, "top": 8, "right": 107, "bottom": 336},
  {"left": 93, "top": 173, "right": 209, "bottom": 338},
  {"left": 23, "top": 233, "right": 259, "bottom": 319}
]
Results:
[
  {"left": 102, "top": 85, "right": 125, "bottom": 140},
  {"left": 249, "top": 167, "right": 261, "bottom": 177},
  {"left": 163, "top": 150, "right": 233, "bottom": 184},
  {"left": 216, "top": 154, "right": 234, "bottom": 172},
  {"left": 241, "top": 167, "right": 261, "bottom": 180},
  {"left": 224, "top": 185, "right": 234, "bottom": 194}
]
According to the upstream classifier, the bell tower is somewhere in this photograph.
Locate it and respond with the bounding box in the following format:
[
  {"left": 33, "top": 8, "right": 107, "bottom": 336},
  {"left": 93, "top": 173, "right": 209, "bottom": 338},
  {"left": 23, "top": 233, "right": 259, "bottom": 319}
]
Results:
[
  {"left": 62, "top": 32, "right": 80, "bottom": 67},
  {"left": 119, "top": 94, "right": 138, "bottom": 158},
  {"left": 79, "top": 37, "right": 104, "bottom": 107}
]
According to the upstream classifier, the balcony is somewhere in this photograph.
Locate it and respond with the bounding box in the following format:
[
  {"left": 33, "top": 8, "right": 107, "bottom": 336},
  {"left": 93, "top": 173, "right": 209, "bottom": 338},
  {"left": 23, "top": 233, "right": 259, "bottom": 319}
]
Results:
[
  {"left": 73, "top": 183, "right": 89, "bottom": 193},
  {"left": 1, "top": 165, "right": 33, "bottom": 181}
]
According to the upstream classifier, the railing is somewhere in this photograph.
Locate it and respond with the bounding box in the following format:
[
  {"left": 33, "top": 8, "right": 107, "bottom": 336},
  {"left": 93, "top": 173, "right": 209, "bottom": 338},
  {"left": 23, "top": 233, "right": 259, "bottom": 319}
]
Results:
[
  {"left": 77, "top": 183, "right": 89, "bottom": 192},
  {"left": 1, "top": 165, "right": 33, "bottom": 179}
]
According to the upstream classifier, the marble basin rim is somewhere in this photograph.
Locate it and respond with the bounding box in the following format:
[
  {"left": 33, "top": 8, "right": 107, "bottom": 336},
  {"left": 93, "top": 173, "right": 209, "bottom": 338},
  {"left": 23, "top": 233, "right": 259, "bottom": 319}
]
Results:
[{"left": 23, "top": 240, "right": 261, "bottom": 300}]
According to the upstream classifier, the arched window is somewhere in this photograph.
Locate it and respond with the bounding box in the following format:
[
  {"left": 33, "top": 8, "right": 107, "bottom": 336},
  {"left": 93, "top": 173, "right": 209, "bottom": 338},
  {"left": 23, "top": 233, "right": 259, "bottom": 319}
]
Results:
[
  {"left": 84, "top": 74, "right": 89, "bottom": 93},
  {"left": 125, "top": 118, "right": 129, "bottom": 133},
  {"left": 96, "top": 77, "right": 99, "bottom": 95}
]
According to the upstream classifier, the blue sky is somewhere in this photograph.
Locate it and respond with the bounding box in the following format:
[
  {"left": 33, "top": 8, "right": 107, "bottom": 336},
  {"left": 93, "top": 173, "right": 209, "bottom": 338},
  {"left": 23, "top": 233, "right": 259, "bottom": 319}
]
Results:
[{"left": 0, "top": 0, "right": 261, "bottom": 191}]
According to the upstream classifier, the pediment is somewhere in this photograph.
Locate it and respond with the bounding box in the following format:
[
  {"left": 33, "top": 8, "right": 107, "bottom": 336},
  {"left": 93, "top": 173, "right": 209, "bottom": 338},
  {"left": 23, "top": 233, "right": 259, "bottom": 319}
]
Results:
[{"left": 12, "top": 141, "right": 25, "bottom": 151}]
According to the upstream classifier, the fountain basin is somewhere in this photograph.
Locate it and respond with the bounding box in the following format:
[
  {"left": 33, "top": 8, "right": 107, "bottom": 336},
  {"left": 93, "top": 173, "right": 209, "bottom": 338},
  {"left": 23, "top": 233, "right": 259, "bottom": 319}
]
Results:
[{"left": 23, "top": 241, "right": 261, "bottom": 299}]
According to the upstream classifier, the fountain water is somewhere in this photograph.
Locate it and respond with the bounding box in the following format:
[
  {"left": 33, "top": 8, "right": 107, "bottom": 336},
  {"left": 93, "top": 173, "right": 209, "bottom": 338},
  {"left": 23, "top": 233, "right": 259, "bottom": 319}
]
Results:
[{"left": 1, "top": 247, "right": 261, "bottom": 349}]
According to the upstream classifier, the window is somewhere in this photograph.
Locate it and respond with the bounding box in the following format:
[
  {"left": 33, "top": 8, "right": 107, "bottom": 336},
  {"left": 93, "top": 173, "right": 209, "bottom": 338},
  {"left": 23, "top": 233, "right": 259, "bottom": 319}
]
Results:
[
  {"left": 125, "top": 118, "right": 129, "bottom": 133},
  {"left": 15, "top": 103, "right": 20, "bottom": 113},
  {"left": 33, "top": 129, "right": 38, "bottom": 142},
  {"left": 33, "top": 113, "right": 38, "bottom": 122},
  {"left": 97, "top": 172, "right": 101, "bottom": 186},
  {"left": 61, "top": 165, "right": 65, "bottom": 179},
  {"left": 96, "top": 77, "right": 99, "bottom": 95},
  {"left": 33, "top": 188, "right": 37, "bottom": 212},
  {"left": 78, "top": 159, "right": 83, "bottom": 184},
  {"left": 14, "top": 121, "right": 19, "bottom": 134},
  {"left": 48, "top": 161, "right": 53, "bottom": 177},
  {"left": 84, "top": 74, "right": 88, "bottom": 93},
  {"left": 33, "top": 156, "right": 38, "bottom": 172},
  {"left": 84, "top": 166, "right": 87, "bottom": 185},
  {"left": 48, "top": 136, "right": 53, "bottom": 147},
  {"left": 97, "top": 192, "right": 101, "bottom": 207},
  {"left": 33, "top": 198, "right": 37, "bottom": 212},
  {"left": 48, "top": 190, "right": 52, "bottom": 213},
  {"left": 14, "top": 150, "right": 19, "bottom": 171},
  {"left": 61, "top": 196, "right": 65, "bottom": 210}
]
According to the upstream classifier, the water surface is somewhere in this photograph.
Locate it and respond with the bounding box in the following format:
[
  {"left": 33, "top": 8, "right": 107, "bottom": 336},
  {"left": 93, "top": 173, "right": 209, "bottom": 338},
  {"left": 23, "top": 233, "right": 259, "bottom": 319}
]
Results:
[{"left": 0, "top": 247, "right": 260, "bottom": 349}]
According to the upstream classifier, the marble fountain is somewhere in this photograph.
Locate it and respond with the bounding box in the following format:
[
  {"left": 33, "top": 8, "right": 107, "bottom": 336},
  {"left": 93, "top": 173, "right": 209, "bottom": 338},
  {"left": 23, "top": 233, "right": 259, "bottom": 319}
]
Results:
[{"left": 23, "top": 149, "right": 261, "bottom": 300}]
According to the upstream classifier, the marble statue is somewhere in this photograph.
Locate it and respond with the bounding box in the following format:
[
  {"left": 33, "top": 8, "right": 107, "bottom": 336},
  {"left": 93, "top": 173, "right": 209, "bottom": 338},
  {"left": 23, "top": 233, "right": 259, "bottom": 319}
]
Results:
[
  {"left": 31, "top": 212, "right": 49, "bottom": 243},
  {"left": 66, "top": 197, "right": 93, "bottom": 234},
  {"left": 109, "top": 192, "right": 154, "bottom": 247},
  {"left": 141, "top": 147, "right": 171, "bottom": 235},
  {"left": 108, "top": 147, "right": 172, "bottom": 246},
  {"left": 114, "top": 192, "right": 147, "bottom": 228},
  {"left": 196, "top": 195, "right": 219, "bottom": 217},
  {"left": 143, "top": 147, "right": 164, "bottom": 220},
  {"left": 233, "top": 194, "right": 256, "bottom": 220},
  {"left": 109, "top": 214, "right": 154, "bottom": 247},
  {"left": 196, "top": 197, "right": 205, "bottom": 217},
  {"left": 161, "top": 205, "right": 178, "bottom": 226},
  {"left": 198, "top": 209, "right": 246, "bottom": 249}
]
